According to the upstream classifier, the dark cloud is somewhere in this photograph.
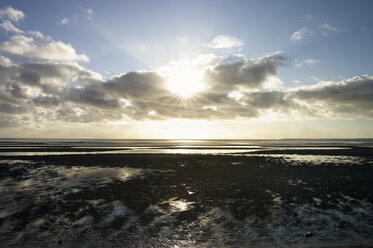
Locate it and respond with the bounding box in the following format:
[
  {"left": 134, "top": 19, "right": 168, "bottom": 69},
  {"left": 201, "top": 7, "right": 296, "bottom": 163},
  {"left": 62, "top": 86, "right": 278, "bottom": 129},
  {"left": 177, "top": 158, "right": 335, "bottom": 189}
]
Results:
[
  {"left": 31, "top": 95, "right": 60, "bottom": 106},
  {"left": 56, "top": 105, "right": 123, "bottom": 123},
  {"left": 0, "top": 49, "right": 372, "bottom": 127},
  {"left": 63, "top": 86, "right": 121, "bottom": 109},
  {"left": 5, "top": 82, "right": 27, "bottom": 99},
  {"left": 244, "top": 91, "right": 291, "bottom": 109},
  {"left": 291, "top": 75, "right": 373, "bottom": 117},
  {"left": 204, "top": 53, "right": 286, "bottom": 93},
  {"left": 105, "top": 72, "right": 167, "bottom": 98},
  {"left": 16, "top": 62, "right": 98, "bottom": 93},
  {"left": 0, "top": 114, "right": 27, "bottom": 127},
  {"left": 0, "top": 103, "right": 25, "bottom": 114}
]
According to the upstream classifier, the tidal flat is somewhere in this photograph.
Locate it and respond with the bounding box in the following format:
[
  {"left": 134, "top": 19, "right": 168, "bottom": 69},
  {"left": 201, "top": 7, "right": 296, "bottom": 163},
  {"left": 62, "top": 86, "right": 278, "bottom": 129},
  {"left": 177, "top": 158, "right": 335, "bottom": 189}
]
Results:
[{"left": 1, "top": 139, "right": 373, "bottom": 247}]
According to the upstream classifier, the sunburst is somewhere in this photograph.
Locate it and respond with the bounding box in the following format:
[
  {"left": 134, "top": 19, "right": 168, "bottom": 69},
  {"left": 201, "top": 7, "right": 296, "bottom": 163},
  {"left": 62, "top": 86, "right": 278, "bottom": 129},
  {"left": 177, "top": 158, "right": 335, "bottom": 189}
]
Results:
[{"left": 165, "top": 64, "right": 205, "bottom": 98}]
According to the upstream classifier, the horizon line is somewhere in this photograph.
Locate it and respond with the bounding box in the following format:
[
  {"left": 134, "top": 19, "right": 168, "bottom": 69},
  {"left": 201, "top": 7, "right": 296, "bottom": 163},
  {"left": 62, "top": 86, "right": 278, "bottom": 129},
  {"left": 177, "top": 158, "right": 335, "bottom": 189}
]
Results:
[{"left": 1, "top": 138, "right": 373, "bottom": 141}]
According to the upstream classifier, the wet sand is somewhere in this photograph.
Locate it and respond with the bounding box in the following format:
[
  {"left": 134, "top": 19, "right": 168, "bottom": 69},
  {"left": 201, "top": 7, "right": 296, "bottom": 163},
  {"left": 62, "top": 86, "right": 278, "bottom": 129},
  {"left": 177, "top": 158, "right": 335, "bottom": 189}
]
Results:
[{"left": 1, "top": 141, "right": 373, "bottom": 247}]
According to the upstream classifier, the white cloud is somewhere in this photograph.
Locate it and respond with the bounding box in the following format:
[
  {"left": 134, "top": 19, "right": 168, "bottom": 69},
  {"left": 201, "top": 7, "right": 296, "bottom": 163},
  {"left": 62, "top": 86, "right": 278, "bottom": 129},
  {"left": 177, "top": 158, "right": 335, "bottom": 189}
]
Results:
[
  {"left": 295, "top": 59, "right": 319, "bottom": 67},
  {"left": 292, "top": 80, "right": 302, "bottom": 84},
  {"left": 0, "top": 55, "right": 12, "bottom": 67},
  {"left": 319, "top": 23, "right": 337, "bottom": 32},
  {"left": 0, "top": 34, "right": 89, "bottom": 62},
  {"left": 311, "top": 76, "right": 320, "bottom": 81},
  {"left": 70, "top": 8, "right": 94, "bottom": 22},
  {"left": 60, "top": 17, "right": 69, "bottom": 25},
  {"left": 290, "top": 27, "right": 307, "bottom": 42},
  {"left": 292, "top": 15, "right": 340, "bottom": 42},
  {"left": 85, "top": 8, "right": 94, "bottom": 21},
  {"left": 0, "top": 6, "right": 25, "bottom": 23},
  {"left": 0, "top": 20, "right": 23, "bottom": 33},
  {"left": 28, "top": 31, "right": 53, "bottom": 42},
  {"left": 206, "top": 35, "right": 243, "bottom": 49}
]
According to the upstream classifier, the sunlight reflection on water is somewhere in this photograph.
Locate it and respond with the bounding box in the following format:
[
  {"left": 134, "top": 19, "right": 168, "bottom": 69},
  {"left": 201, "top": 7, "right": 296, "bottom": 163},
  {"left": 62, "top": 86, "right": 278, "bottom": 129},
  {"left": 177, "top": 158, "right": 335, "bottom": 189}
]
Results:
[
  {"left": 167, "top": 198, "right": 194, "bottom": 212},
  {"left": 0, "top": 149, "right": 258, "bottom": 156}
]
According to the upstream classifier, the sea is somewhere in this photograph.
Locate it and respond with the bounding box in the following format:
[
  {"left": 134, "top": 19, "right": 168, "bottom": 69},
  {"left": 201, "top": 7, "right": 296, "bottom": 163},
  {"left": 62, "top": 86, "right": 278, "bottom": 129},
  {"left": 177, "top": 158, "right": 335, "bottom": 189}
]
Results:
[{"left": 0, "top": 139, "right": 373, "bottom": 247}]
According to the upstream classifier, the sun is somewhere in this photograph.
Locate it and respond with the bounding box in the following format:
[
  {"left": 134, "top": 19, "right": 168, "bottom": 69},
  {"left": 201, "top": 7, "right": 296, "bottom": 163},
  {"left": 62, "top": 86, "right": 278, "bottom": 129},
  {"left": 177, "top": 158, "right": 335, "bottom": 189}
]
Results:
[
  {"left": 158, "top": 55, "right": 214, "bottom": 98},
  {"left": 165, "top": 63, "right": 205, "bottom": 98}
]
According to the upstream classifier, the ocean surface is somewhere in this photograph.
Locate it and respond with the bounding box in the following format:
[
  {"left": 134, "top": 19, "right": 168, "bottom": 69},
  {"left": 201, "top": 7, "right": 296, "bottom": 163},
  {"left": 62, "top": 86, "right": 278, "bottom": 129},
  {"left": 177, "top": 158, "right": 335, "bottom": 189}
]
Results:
[{"left": 1, "top": 139, "right": 373, "bottom": 247}]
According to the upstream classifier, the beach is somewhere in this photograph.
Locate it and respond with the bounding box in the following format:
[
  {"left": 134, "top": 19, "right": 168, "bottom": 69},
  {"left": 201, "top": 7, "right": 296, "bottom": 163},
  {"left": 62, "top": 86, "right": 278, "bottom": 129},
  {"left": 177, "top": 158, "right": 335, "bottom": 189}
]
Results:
[{"left": 1, "top": 139, "right": 373, "bottom": 247}]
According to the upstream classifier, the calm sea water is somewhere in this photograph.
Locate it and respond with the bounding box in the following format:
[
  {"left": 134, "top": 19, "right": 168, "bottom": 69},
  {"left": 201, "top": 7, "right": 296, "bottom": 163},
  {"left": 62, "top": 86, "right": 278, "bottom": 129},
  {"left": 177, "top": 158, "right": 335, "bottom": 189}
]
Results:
[{"left": 1, "top": 139, "right": 373, "bottom": 247}]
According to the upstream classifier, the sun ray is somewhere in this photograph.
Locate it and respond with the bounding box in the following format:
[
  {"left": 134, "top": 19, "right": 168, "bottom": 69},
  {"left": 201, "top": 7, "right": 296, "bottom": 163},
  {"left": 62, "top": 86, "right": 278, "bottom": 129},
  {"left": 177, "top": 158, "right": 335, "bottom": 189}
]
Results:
[{"left": 166, "top": 66, "right": 205, "bottom": 98}]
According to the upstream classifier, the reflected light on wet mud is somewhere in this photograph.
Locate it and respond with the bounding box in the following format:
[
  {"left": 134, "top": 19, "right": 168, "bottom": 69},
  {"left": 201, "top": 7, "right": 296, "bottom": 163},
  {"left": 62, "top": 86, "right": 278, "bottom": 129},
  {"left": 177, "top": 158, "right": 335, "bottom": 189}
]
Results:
[
  {"left": 167, "top": 198, "right": 194, "bottom": 213},
  {"left": 1, "top": 139, "right": 373, "bottom": 247}
]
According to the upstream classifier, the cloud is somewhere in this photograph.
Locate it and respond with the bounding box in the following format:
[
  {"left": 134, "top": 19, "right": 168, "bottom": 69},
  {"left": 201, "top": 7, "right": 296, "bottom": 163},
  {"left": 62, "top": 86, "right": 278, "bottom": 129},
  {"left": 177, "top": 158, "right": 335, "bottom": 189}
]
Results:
[
  {"left": 63, "top": 86, "right": 121, "bottom": 109},
  {"left": 0, "top": 6, "right": 25, "bottom": 23},
  {"left": 0, "top": 60, "right": 100, "bottom": 100},
  {"left": 1, "top": 49, "right": 373, "bottom": 127},
  {"left": 311, "top": 76, "right": 320, "bottom": 81},
  {"left": 0, "top": 103, "right": 25, "bottom": 114},
  {"left": 0, "top": 9, "right": 371, "bottom": 128},
  {"left": 243, "top": 91, "right": 292, "bottom": 110},
  {"left": 0, "top": 50, "right": 289, "bottom": 124},
  {"left": 290, "top": 27, "right": 307, "bottom": 42},
  {"left": 290, "top": 75, "right": 373, "bottom": 118},
  {"left": 69, "top": 53, "right": 286, "bottom": 120},
  {"left": 59, "top": 17, "right": 69, "bottom": 25},
  {"left": 0, "top": 58, "right": 105, "bottom": 125},
  {"left": 32, "top": 95, "right": 60, "bottom": 106},
  {"left": 295, "top": 59, "right": 319, "bottom": 67},
  {"left": 291, "top": 16, "right": 340, "bottom": 42},
  {"left": 17, "top": 62, "right": 99, "bottom": 92},
  {"left": 105, "top": 71, "right": 167, "bottom": 98},
  {"left": 0, "top": 55, "right": 12, "bottom": 67},
  {"left": 204, "top": 53, "right": 286, "bottom": 93},
  {"left": 85, "top": 8, "right": 94, "bottom": 21},
  {"left": 319, "top": 23, "right": 338, "bottom": 32},
  {"left": 206, "top": 35, "right": 243, "bottom": 49},
  {"left": 27, "top": 31, "right": 52, "bottom": 41},
  {"left": 58, "top": 8, "right": 92, "bottom": 26},
  {"left": 0, "top": 20, "right": 23, "bottom": 33},
  {"left": 0, "top": 34, "right": 89, "bottom": 62}
]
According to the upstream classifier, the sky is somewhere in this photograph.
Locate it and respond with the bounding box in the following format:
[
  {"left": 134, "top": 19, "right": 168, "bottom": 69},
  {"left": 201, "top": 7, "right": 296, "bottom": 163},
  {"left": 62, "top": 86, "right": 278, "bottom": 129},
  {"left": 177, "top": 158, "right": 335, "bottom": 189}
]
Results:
[{"left": 0, "top": 0, "right": 373, "bottom": 139}]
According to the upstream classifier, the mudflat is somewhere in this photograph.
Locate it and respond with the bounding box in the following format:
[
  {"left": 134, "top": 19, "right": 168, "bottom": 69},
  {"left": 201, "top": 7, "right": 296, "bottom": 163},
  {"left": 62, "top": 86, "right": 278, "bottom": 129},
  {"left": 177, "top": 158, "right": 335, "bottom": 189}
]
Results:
[{"left": 1, "top": 139, "right": 373, "bottom": 247}]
